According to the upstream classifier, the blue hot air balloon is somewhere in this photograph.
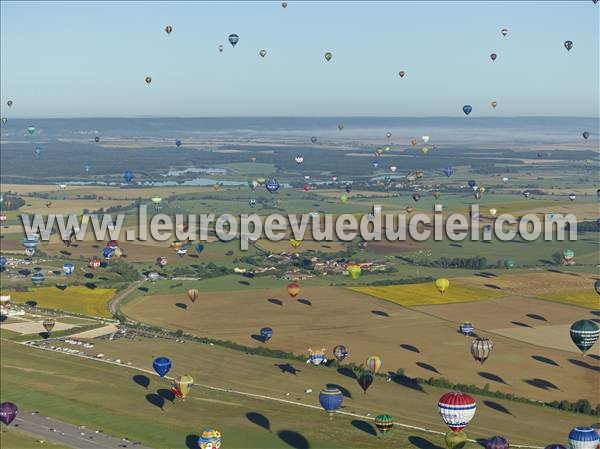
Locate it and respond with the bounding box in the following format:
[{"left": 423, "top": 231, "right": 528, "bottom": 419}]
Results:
[
  {"left": 260, "top": 327, "right": 273, "bottom": 342},
  {"left": 34, "top": 146, "right": 42, "bottom": 158},
  {"left": 175, "top": 139, "right": 182, "bottom": 148},
  {"left": 23, "top": 238, "right": 38, "bottom": 250},
  {"left": 467, "top": 180, "right": 477, "bottom": 188},
  {"left": 265, "top": 179, "right": 280, "bottom": 193},
  {"left": 31, "top": 272, "right": 45, "bottom": 286},
  {"left": 372, "top": 160, "right": 379, "bottom": 169},
  {"left": 0, "top": 255, "right": 7, "bottom": 270},
  {"left": 102, "top": 247, "right": 115, "bottom": 260},
  {"left": 152, "top": 356, "right": 172, "bottom": 378},
  {"left": 62, "top": 263, "right": 75, "bottom": 276},
  {"left": 84, "top": 164, "right": 91, "bottom": 174},
  {"left": 319, "top": 387, "right": 343, "bottom": 416},
  {"left": 195, "top": 243, "right": 204, "bottom": 254},
  {"left": 228, "top": 33, "right": 239, "bottom": 47},
  {"left": 462, "top": 105, "right": 472, "bottom": 115},
  {"left": 568, "top": 427, "right": 599, "bottom": 449},
  {"left": 123, "top": 170, "right": 134, "bottom": 184},
  {"left": 443, "top": 167, "right": 454, "bottom": 177}
]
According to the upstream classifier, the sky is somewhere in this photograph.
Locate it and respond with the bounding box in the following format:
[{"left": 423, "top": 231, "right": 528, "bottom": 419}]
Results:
[{"left": 0, "top": 1, "right": 598, "bottom": 118}]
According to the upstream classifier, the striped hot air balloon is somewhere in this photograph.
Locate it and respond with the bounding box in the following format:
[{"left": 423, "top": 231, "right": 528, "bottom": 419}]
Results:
[
  {"left": 187, "top": 289, "right": 199, "bottom": 303},
  {"left": 568, "top": 427, "right": 599, "bottom": 449},
  {"left": 471, "top": 338, "right": 493, "bottom": 364},
  {"left": 459, "top": 322, "right": 475, "bottom": 336},
  {"left": 374, "top": 415, "right": 394, "bottom": 435},
  {"left": 486, "top": 436, "right": 509, "bottom": 449},
  {"left": 366, "top": 356, "right": 382, "bottom": 375},
  {"left": 333, "top": 345, "right": 348, "bottom": 362},
  {"left": 438, "top": 392, "right": 476, "bottom": 432},
  {"left": 287, "top": 283, "right": 300, "bottom": 299},
  {"left": 307, "top": 348, "right": 327, "bottom": 365}
]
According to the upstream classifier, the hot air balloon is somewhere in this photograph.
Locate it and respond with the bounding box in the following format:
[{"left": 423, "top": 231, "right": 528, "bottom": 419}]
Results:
[
  {"left": 170, "top": 374, "right": 193, "bottom": 399},
  {"left": 390, "top": 166, "right": 397, "bottom": 173},
  {"left": 145, "top": 76, "right": 152, "bottom": 84},
  {"left": 443, "top": 167, "right": 454, "bottom": 177},
  {"left": 265, "top": 179, "right": 280, "bottom": 193},
  {"left": 311, "top": 136, "right": 317, "bottom": 144},
  {"left": 568, "top": 193, "right": 577, "bottom": 201},
  {"left": 228, "top": 33, "right": 239, "bottom": 47},
  {"left": 568, "top": 427, "right": 599, "bottom": 449},
  {"left": 564, "top": 40, "right": 573, "bottom": 51},
  {"left": 436, "top": 278, "right": 450, "bottom": 294},
  {"left": 249, "top": 198, "right": 257, "bottom": 207},
  {"left": 319, "top": 387, "right": 343, "bottom": 417},
  {"left": 260, "top": 327, "right": 273, "bottom": 342},
  {"left": 340, "top": 194, "right": 348, "bottom": 203},
  {"left": 421, "top": 147, "right": 429, "bottom": 155},
  {"left": 259, "top": 49, "right": 267, "bottom": 58},
  {"left": 287, "top": 282, "right": 300, "bottom": 299},
  {"left": 583, "top": 131, "right": 590, "bottom": 139},
  {"left": 347, "top": 263, "right": 361, "bottom": 280},
  {"left": 32, "top": 272, "right": 45, "bottom": 285},
  {"left": 62, "top": 263, "right": 75, "bottom": 276},
  {"left": 366, "top": 356, "right": 381, "bottom": 375},
  {"left": 1, "top": 117, "right": 7, "bottom": 124},
  {"left": 501, "top": 28, "right": 508, "bottom": 37},
  {"left": 148, "top": 271, "right": 160, "bottom": 282},
  {"left": 0, "top": 402, "right": 18, "bottom": 425},
  {"left": 563, "top": 249, "right": 575, "bottom": 265},
  {"left": 333, "top": 345, "right": 348, "bottom": 362},
  {"left": 6, "top": 100, "right": 13, "bottom": 107},
  {"left": 462, "top": 105, "right": 472, "bottom": 115},
  {"left": 218, "top": 44, "right": 224, "bottom": 52},
  {"left": 33, "top": 146, "right": 42, "bottom": 158},
  {"left": 123, "top": 170, "right": 134, "bottom": 184},
  {"left": 459, "top": 322, "right": 475, "bottom": 336},
  {"left": 174, "top": 139, "right": 182, "bottom": 148},
  {"left": 411, "top": 192, "right": 421, "bottom": 202},
  {"left": 569, "top": 320, "right": 599, "bottom": 354},
  {"left": 399, "top": 71, "right": 406, "bottom": 78},
  {"left": 374, "top": 415, "right": 393, "bottom": 435},
  {"left": 504, "top": 258, "right": 515, "bottom": 269},
  {"left": 164, "top": 25, "right": 173, "bottom": 34},
  {"left": 337, "top": 122, "right": 344, "bottom": 131},
  {"left": 471, "top": 337, "right": 493, "bottom": 364},
  {"left": 198, "top": 429, "right": 222, "bottom": 449},
  {"left": 187, "top": 289, "right": 199, "bottom": 303},
  {"left": 307, "top": 348, "right": 327, "bottom": 365},
  {"left": 281, "top": 2, "right": 287, "bottom": 7},
  {"left": 438, "top": 392, "right": 476, "bottom": 432},
  {"left": 27, "top": 126, "right": 36, "bottom": 135},
  {"left": 94, "top": 136, "right": 100, "bottom": 143},
  {"left": 490, "top": 53, "right": 497, "bottom": 61},
  {"left": 0, "top": 256, "right": 7, "bottom": 270},
  {"left": 152, "top": 356, "right": 172, "bottom": 377},
  {"left": 290, "top": 238, "right": 302, "bottom": 249},
  {"left": 422, "top": 135, "right": 430, "bottom": 143},
  {"left": 489, "top": 208, "right": 497, "bottom": 217},
  {"left": 176, "top": 248, "right": 188, "bottom": 257},
  {"left": 411, "top": 138, "right": 418, "bottom": 146},
  {"left": 43, "top": 318, "right": 55, "bottom": 334},
  {"left": 486, "top": 436, "right": 509, "bottom": 449},
  {"left": 358, "top": 372, "right": 373, "bottom": 393},
  {"left": 324, "top": 52, "right": 333, "bottom": 61},
  {"left": 491, "top": 101, "right": 498, "bottom": 108},
  {"left": 294, "top": 155, "right": 304, "bottom": 164},
  {"left": 445, "top": 430, "right": 468, "bottom": 449}
]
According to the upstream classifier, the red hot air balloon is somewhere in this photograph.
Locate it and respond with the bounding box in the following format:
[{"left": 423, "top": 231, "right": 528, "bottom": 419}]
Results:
[{"left": 438, "top": 392, "right": 476, "bottom": 432}]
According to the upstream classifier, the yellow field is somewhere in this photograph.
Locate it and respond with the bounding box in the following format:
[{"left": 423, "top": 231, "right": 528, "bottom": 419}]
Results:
[
  {"left": 539, "top": 291, "right": 600, "bottom": 309},
  {"left": 350, "top": 282, "right": 504, "bottom": 306},
  {"left": 10, "top": 286, "right": 115, "bottom": 318}
]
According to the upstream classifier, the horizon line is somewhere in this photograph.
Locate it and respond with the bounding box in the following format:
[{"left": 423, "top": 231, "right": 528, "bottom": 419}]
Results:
[{"left": 1, "top": 115, "right": 598, "bottom": 120}]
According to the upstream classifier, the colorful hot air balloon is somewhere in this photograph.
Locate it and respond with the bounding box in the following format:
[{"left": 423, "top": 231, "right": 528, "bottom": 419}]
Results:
[
  {"left": 366, "top": 356, "right": 382, "bottom": 375},
  {"left": 260, "top": 327, "right": 273, "bottom": 342},
  {"left": 156, "top": 256, "right": 168, "bottom": 267},
  {"left": 0, "top": 402, "right": 18, "bottom": 425},
  {"left": 198, "top": 429, "right": 222, "bottom": 449},
  {"left": 43, "top": 318, "right": 55, "bottom": 334},
  {"left": 187, "top": 289, "right": 199, "bottom": 303},
  {"left": 489, "top": 208, "right": 497, "bottom": 217},
  {"left": 490, "top": 53, "right": 497, "bottom": 61},
  {"left": 358, "top": 372, "right": 373, "bottom": 393},
  {"left": 569, "top": 320, "right": 599, "bottom": 354},
  {"left": 287, "top": 282, "right": 300, "bottom": 299},
  {"left": 265, "top": 179, "right": 280, "bottom": 193},
  {"left": 471, "top": 337, "right": 493, "bottom": 364},
  {"left": 333, "top": 345, "right": 348, "bottom": 362},
  {"left": 421, "top": 146, "right": 429, "bottom": 154},
  {"left": 486, "top": 436, "right": 509, "bottom": 449},
  {"left": 307, "top": 348, "right": 327, "bottom": 365},
  {"left": 445, "top": 430, "right": 468, "bottom": 449},
  {"left": 563, "top": 249, "right": 575, "bottom": 264},
  {"left": 438, "top": 392, "right": 476, "bottom": 432},
  {"left": 170, "top": 375, "right": 193, "bottom": 399},
  {"left": 374, "top": 415, "right": 393, "bottom": 435},
  {"left": 347, "top": 263, "right": 361, "bottom": 280},
  {"left": 281, "top": 2, "right": 287, "bottom": 8},
  {"left": 459, "top": 322, "right": 475, "bottom": 336},
  {"left": 436, "top": 278, "right": 450, "bottom": 294},
  {"left": 228, "top": 33, "right": 239, "bottom": 47},
  {"left": 324, "top": 52, "right": 333, "bottom": 61},
  {"left": 568, "top": 427, "right": 599, "bottom": 449},
  {"left": 564, "top": 40, "right": 573, "bottom": 51},
  {"left": 152, "top": 356, "right": 172, "bottom": 377},
  {"left": 462, "top": 105, "right": 472, "bottom": 115},
  {"left": 319, "top": 387, "right": 343, "bottom": 417},
  {"left": 62, "top": 263, "right": 75, "bottom": 276}
]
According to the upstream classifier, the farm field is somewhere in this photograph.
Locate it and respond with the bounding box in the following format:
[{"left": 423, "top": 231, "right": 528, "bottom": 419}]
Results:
[
  {"left": 121, "top": 285, "right": 599, "bottom": 403},
  {"left": 0, "top": 427, "right": 71, "bottom": 449}
]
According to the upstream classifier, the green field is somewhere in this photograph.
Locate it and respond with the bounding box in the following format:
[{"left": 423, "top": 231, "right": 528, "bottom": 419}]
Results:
[{"left": 0, "top": 427, "right": 71, "bottom": 449}]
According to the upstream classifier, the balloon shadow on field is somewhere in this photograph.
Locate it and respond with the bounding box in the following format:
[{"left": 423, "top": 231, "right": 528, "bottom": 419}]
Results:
[
  {"left": 275, "top": 363, "right": 300, "bottom": 375},
  {"left": 483, "top": 400, "right": 512, "bottom": 415},
  {"left": 246, "top": 412, "right": 271, "bottom": 432},
  {"left": 408, "top": 436, "right": 444, "bottom": 449},
  {"left": 138, "top": 287, "right": 149, "bottom": 293},
  {"left": 416, "top": 362, "right": 439, "bottom": 374},
  {"left": 568, "top": 358, "right": 600, "bottom": 372},
  {"left": 84, "top": 282, "right": 97, "bottom": 290},
  {"left": 400, "top": 343, "right": 420, "bottom": 354},
  {"left": 526, "top": 313, "right": 547, "bottom": 321},
  {"left": 297, "top": 298, "right": 312, "bottom": 306},
  {"left": 278, "top": 430, "right": 310, "bottom": 449},
  {"left": 388, "top": 371, "right": 424, "bottom": 393},
  {"left": 175, "top": 302, "right": 187, "bottom": 310},
  {"left": 590, "top": 311, "right": 600, "bottom": 317},
  {"left": 158, "top": 388, "right": 175, "bottom": 402},
  {"left": 327, "top": 383, "right": 352, "bottom": 399},
  {"left": 524, "top": 378, "right": 559, "bottom": 390},
  {"left": 39, "top": 332, "right": 50, "bottom": 339},
  {"left": 484, "top": 284, "right": 502, "bottom": 290},
  {"left": 531, "top": 355, "right": 560, "bottom": 366},
  {"left": 251, "top": 334, "right": 267, "bottom": 343},
  {"left": 337, "top": 367, "right": 356, "bottom": 380},
  {"left": 268, "top": 298, "right": 283, "bottom": 306},
  {"left": 84, "top": 273, "right": 94, "bottom": 279},
  {"left": 145, "top": 393, "right": 164, "bottom": 410},
  {"left": 133, "top": 374, "right": 150, "bottom": 389},
  {"left": 185, "top": 434, "right": 199, "bottom": 449},
  {"left": 478, "top": 371, "right": 507, "bottom": 384},
  {"left": 511, "top": 321, "right": 532, "bottom": 328},
  {"left": 449, "top": 243, "right": 462, "bottom": 248},
  {"left": 587, "top": 354, "right": 600, "bottom": 361},
  {"left": 350, "top": 420, "right": 376, "bottom": 436},
  {"left": 238, "top": 280, "right": 251, "bottom": 286},
  {"left": 55, "top": 284, "right": 67, "bottom": 291},
  {"left": 371, "top": 310, "right": 389, "bottom": 317}
]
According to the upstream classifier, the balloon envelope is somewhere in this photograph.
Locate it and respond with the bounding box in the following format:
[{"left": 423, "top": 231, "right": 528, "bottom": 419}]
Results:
[
  {"left": 319, "top": 387, "right": 343, "bottom": 415},
  {"left": 260, "top": 327, "right": 273, "bottom": 341},
  {"left": 486, "top": 436, "right": 509, "bottom": 449},
  {"left": 438, "top": 392, "right": 476, "bottom": 432},
  {"left": 228, "top": 33, "right": 239, "bottom": 46},
  {"left": 569, "top": 320, "right": 599, "bottom": 354},
  {"left": 462, "top": 105, "right": 473, "bottom": 115},
  {"left": 0, "top": 402, "right": 18, "bottom": 425},
  {"left": 568, "top": 427, "right": 599, "bottom": 449},
  {"left": 471, "top": 337, "right": 493, "bottom": 364},
  {"left": 152, "top": 356, "right": 172, "bottom": 377},
  {"left": 435, "top": 278, "right": 450, "bottom": 294}
]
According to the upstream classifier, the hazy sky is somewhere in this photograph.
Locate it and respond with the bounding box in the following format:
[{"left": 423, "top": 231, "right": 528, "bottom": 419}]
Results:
[{"left": 1, "top": 1, "right": 598, "bottom": 118}]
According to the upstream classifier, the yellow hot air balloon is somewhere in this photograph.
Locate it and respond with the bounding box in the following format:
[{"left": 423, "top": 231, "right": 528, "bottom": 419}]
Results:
[
  {"left": 170, "top": 374, "right": 194, "bottom": 399},
  {"left": 287, "top": 282, "right": 300, "bottom": 299},
  {"left": 188, "top": 289, "right": 199, "bottom": 303},
  {"left": 421, "top": 146, "right": 429, "bottom": 154},
  {"left": 347, "top": 263, "right": 362, "bottom": 280},
  {"left": 435, "top": 278, "right": 450, "bottom": 294},
  {"left": 289, "top": 238, "right": 302, "bottom": 249}
]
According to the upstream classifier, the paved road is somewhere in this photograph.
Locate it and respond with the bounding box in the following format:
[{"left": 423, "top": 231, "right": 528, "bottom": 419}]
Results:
[
  {"left": 13, "top": 412, "right": 150, "bottom": 449},
  {"left": 108, "top": 280, "right": 145, "bottom": 316}
]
